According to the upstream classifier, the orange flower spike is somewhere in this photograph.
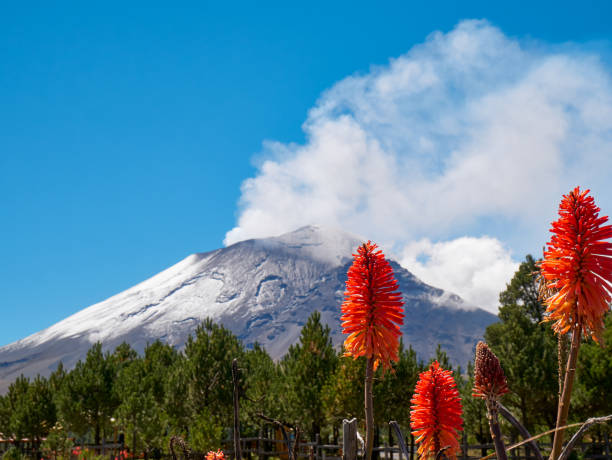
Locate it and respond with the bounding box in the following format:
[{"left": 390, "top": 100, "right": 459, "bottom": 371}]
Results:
[
  {"left": 540, "top": 186, "right": 612, "bottom": 341},
  {"left": 341, "top": 241, "right": 404, "bottom": 370},
  {"left": 410, "top": 361, "right": 464, "bottom": 460}
]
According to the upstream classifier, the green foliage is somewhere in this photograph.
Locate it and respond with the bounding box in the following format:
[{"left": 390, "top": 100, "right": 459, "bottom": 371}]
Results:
[
  {"left": 2, "top": 447, "right": 23, "bottom": 460},
  {"left": 0, "top": 375, "right": 31, "bottom": 441},
  {"left": 241, "top": 342, "right": 280, "bottom": 431},
  {"left": 4, "top": 292, "right": 607, "bottom": 456},
  {"left": 574, "top": 312, "right": 612, "bottom": 419},
  {"left": 322, "top": 353, "right": 365, "bottom": 425},
  {"left": 114, "top": 340, "right": 179, "bottom": 453},
  {"left": 375, "top": 341, "right": 421, "bottom": 430},
  {"left": 429, "top": 344, "right": 452, "bottom": 370},
  {"left": 0, "top": 374, "right": 56, "bottom": 447},
  {"left": 115, "top": 358, "right": 161, "bottom": 453},
  {"left": 163, "top": 354, "right": 191, "bottom": 434},
  {"left": 459, "top": 362, "right": 491, "bottom": 448},
  {"left": 24, "top": 375, "right": 56, "bottom": 440},
  {"left": 280, "top": 311, "right": 338, "bottom": 440},
  {"left": 56, "top": 342, "right": 119, "bottom": 444},
  {"left": 189, "top": 406, "right": 226, "bottom": 452},
  {"left": 485, "top": 255, "right": 558, "bottom": 433},
  {"left": 41, "top": 421, "right": 73, "bottom": 460},
  {"left": 184, "top": 319, "right": 244, "bottom": 414},
  {"left": 178, "top": 319, "right": 245, "bottom": 446},
  {"left": 72, "top": 446, "right": 105, "bottom": 460}
]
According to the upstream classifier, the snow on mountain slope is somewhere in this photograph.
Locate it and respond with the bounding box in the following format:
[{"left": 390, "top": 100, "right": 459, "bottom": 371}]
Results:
[{"left": 0, "top": 226, "right": 497, "bottom": 391}]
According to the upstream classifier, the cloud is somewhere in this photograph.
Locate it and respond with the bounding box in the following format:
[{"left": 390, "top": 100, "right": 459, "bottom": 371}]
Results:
[
  {"left": 401, "top": 237, "right": 519, "bottom": 314},
  {"left": 225, "top": 20, "right": 612, "bottom": 312}
]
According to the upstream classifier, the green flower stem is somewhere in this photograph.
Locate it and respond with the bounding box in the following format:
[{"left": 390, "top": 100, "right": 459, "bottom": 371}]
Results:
[
  {"left": 486, "top": 399, "right": 508, "bottom": 460},
  {"left": 365, "top": 357, "right": 374, "bottom": 460}
]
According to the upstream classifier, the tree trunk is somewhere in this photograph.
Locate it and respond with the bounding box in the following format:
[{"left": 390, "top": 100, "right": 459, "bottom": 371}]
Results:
[
  {"left": 232, "top": 359, "right": 242, "bottom": 460},
  {"left": 95, "top": 422, "right": 101, "bottom": 446}
]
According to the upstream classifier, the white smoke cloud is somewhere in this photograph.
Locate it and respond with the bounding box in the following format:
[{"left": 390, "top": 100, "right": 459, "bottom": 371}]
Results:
[
  {"left": 401, "top": 237, "right": 519, "bottom": 315},
  {"left": 225, "top": 20, "right": 612, "bottom": 312}
]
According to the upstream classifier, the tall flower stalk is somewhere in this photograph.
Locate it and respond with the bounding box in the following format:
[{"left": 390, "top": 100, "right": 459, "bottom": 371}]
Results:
[
  {"left": 472, "top": 342, "right": 509, "bottom": 460},
  {"left": 540, "top": 187, "right": 612, "bottom": 460},
  {"left": 410, "top": 361, "right": 463, "bottom": 460},
  {"left": 341, "top": 241, "right": 404, "bottom": 460}
]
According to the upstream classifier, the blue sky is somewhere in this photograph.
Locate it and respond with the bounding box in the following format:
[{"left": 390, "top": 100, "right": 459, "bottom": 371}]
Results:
[{"left": 2, "top": 1, "right": 612, "bottom": 346}]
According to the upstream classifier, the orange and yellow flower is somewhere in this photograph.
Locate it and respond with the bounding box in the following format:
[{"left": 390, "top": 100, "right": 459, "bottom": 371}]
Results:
[
  {"left": 341, "top": 241, "right": 404, "bottom": 370},
  {"left": 540, "top": 186, "right": 612, "bottom": 340},
  {"left": 410, "top": 361, "right": 463, "bottom": 460},
  {"left": 205, "top": 450, "right": 225, "bottom": 460}
]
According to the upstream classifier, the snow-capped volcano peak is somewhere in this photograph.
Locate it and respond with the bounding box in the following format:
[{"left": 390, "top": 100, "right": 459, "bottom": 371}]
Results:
[
  {"left": 0, "top": 226, "right": 497, "bottom": 392},
  {"left": 252, "top": 225, "right": 363, "bottom": 266}
]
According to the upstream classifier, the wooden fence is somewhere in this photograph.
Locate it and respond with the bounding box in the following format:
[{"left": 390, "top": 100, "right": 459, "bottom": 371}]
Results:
[
  {"left": 227, "top": 438, "right": 612, "bottom": 460},
  {"left": 226, "top": 428, "right": 612, "bottom": 460},
  {"left": 6, "top": 426, "right": 608, "bottom": 460}
]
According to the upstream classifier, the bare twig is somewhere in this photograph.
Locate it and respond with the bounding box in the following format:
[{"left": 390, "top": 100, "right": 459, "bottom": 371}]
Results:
[
  {"left": 497, "top": 403, "right": 543, "bottom": 460},
  {"left": 170, "top": 436, "right": 191, "bottom": 460},
  {"left": 557, "top": 415, "right": 612, "bottom": 460},
  {"left": 256, "top": 412, "right": 296, "bottom": 430},
  {"left": 207, "top": 370, "right": 221, "bottom": 392},
  {"left": 256, "top": 413, "right": 298, "bottom": 460},
  {"left": 292, "top": 427, "right": 301, "bottom": 460}
]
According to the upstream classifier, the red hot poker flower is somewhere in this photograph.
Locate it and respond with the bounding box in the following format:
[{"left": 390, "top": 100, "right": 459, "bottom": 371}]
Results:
[
  {"left": 472, "top": 342, "right": 509, "bottom": 400},
  {"left": 341, "top": 241, "right": 404, "bottom": 370},
  {"left": 205, "top": 450, "right": 225, "bottom": 460},
  {"left": 540, "top": 186, "right": 612, "bottom": 340},
  {"left": 410, "top": 361, "right": 463, "bottom": 460}
]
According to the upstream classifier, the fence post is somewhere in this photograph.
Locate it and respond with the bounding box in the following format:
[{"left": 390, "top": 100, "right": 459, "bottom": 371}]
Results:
[
  {"left": 605, "top": 432, "right": 611, "bottom": 460},
  {"left": 315, "top": 434, "right": 320, "bottom": 460},
  {"left": 462, "top": 431, "right": 468, "bottom": 460},
  {"left": 343, "top": 418, "right": 358, "bottom": 460}
]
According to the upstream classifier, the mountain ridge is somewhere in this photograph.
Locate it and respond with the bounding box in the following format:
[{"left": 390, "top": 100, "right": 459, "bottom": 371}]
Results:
[{"left": 0, "top": 226, "right": 497, "bottom": 391}]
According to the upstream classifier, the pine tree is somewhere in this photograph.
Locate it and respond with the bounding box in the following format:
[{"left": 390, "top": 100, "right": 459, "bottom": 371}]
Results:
[
  {"left": 574, "top": 312, "right": 612, "bottom": 418},
  {"left": 182, "top": 318, "right": 245, "bottom": 450},
  {"left": 242, "top": 343, "right": 280, "bottom": 431},
  {"left": 459, "top": 362, "right": 491, "bottom": 455},
  {"left": 375, "top": 341, "right": 421, "bottom": 431},
  {"left": 322, "top": 352, "right": 365, "bottom": 429},
  {"left": 115, "top": 356, "right": 162, "bottom": 456},
  {"left": 1, "top": 375, "right": 31, "bottom": 443},
  {"left": 484, "top": 255, "right": 558, "bottom": 433},
  {"left": 281, "top": 311, "right": 338, "bottom": 440},
  {"left": 0, "top": 375, "right": 55, "bottom": 454},
  {"left": 56, "top": 342, "right": 119, "bottom": 444}
]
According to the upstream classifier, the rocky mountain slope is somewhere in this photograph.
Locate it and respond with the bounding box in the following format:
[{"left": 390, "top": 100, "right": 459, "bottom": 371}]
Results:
[{"left": 0, "top": 226, "right": 497, "bottom": 391}]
